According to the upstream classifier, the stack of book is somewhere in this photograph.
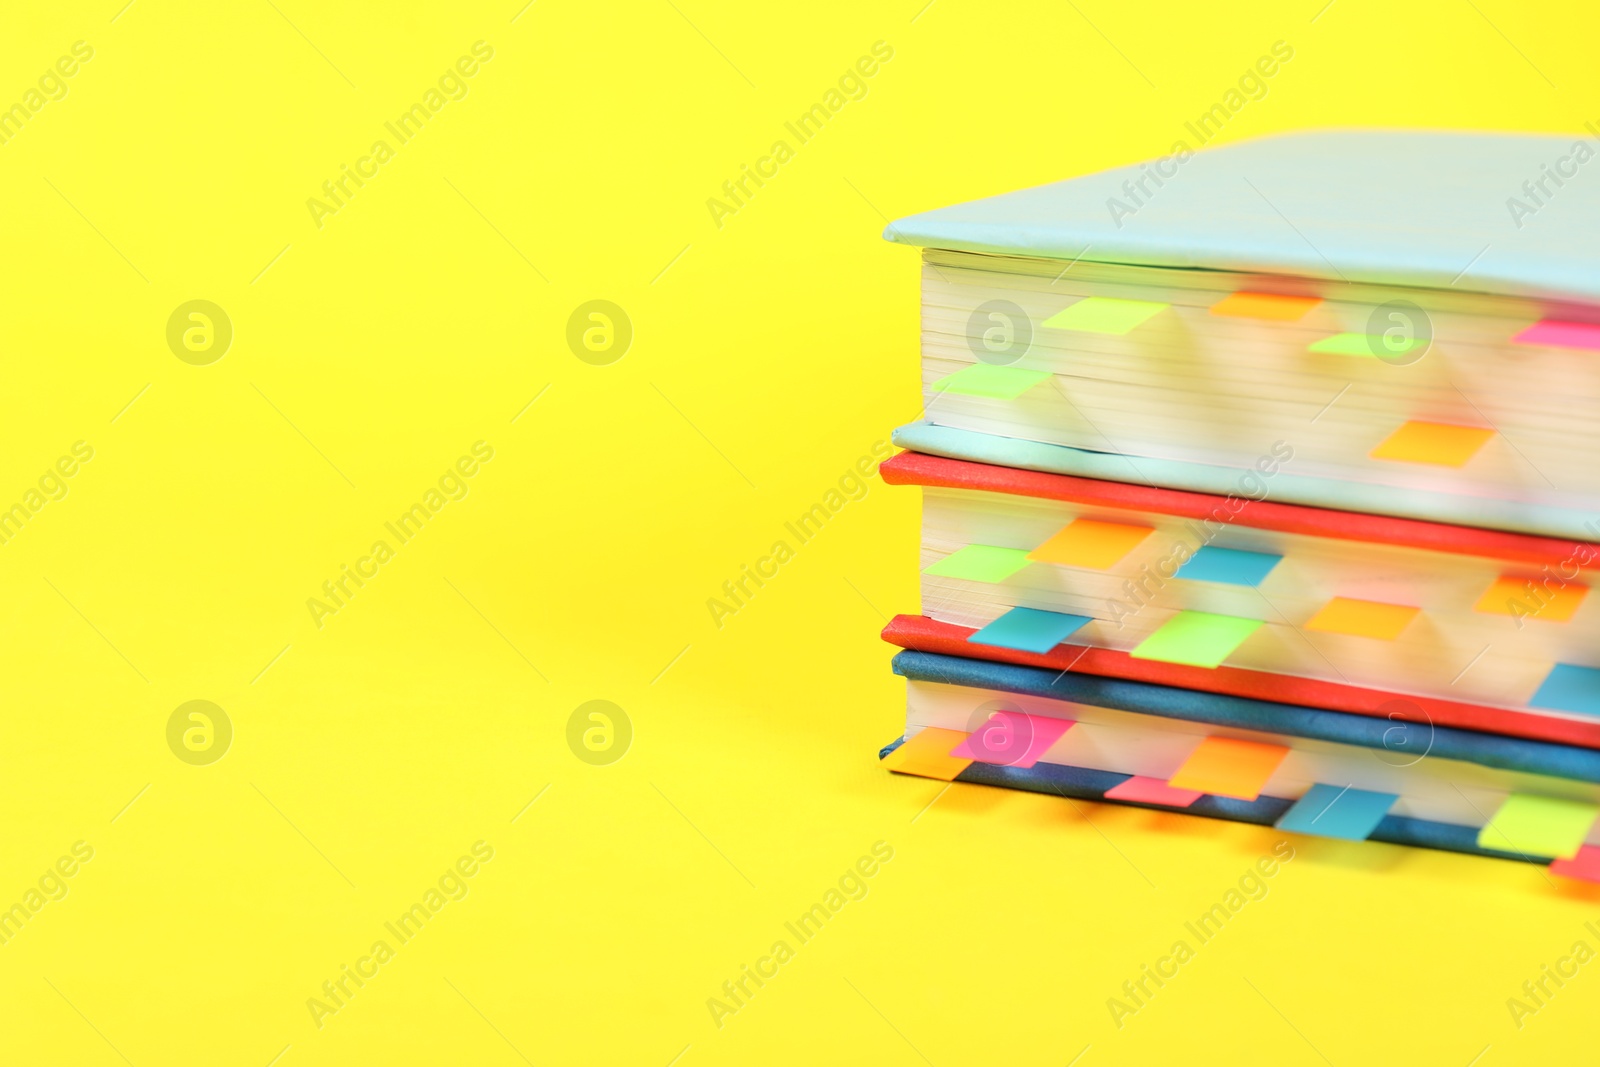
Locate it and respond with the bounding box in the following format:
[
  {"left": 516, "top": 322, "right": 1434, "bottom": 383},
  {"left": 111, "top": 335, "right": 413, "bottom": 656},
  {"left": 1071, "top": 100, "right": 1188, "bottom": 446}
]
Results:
[{"left": 876, "top": 130, "right": 1600, "bottom": 873}]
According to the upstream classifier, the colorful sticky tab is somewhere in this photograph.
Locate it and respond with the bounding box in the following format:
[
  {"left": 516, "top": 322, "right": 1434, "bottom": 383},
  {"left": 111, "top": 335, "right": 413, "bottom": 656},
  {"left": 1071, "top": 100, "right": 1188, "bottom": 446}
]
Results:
[
  {"left": 968, "top": 606, "right": 1092, "bottom": 654},
  {"left": 1369, "top": 420, "right": 1495, "bottom": 467},
  {"left": 924, "top": 545, "right": 1032, "bottom": 583},
  {"left": 881, "top": 728, "right": 973, "bottom": 781},
  {"left": 1307, "top": 332, "right": 1423, "bottom": 357},
  {"left": 1305, "top": 597, "right": 1419, "bottom": 640},
  {"left": 1209, "top": 292, "right": 1322, "bottom": 321},
  {"left": 1027, "top": 518, "right": 1153, "bottom": 569},
  {"left": 1529, "top": 664, "right": 1600, "bottom": 717},
  {"left": 1512, "top": 320, "right": 1600, "bottom": 351},
  {"left": 1168, "top": 737, "right": 1288, "bottom": 801},
  {"left": 1103, "top": 775, "right": 1203, "bottom": 808},
  {"left": 1478, "top": 793, "right": 1600, "bottom": 860},
  {"left": 1175, "top": 546, "right": 1283, "bottom": 587},
  {"left": 1130, "top": 611, "right": 1263, "bottom": 669},
  {"left": 1550, "top": 844, "right": 1600, "bottom": 883},
  {"left": 932, "top": 363, "right": 1052, "bottom": 399},
  {"left": 1042, "top": 297, "right": 1169, "bottom": 335},
  {"left": 1474, "top": 576, "right": 1588, "bottom": 623},
  {"left": 1276, "top": 784, "right": 1398, "bottom": 841},
  {"left": 949, "top": 711, "right": 1074, "bottom": 768}
]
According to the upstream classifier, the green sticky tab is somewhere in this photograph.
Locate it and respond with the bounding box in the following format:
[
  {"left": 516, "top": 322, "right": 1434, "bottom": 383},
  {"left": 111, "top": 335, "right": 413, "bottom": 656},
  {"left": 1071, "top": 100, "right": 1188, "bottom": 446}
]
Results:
[
  {"left": 1308, "top": 332, "right": 1424, "bottom": 357},
  {"left": 923, "top": 545, "right": 1032, "bottom": 583},
  {"left": 1478, "top": 794, "right": 1600, "bottom": 860},
  {"left": 1042, "top": 297, "right": 1169, "bottom": 335},
  {"left": 1129, "top": 611, "right": 1262, "bottom": 669},
  {"left": 933, "top": 363, "right": 1050, "bottom": 399}
]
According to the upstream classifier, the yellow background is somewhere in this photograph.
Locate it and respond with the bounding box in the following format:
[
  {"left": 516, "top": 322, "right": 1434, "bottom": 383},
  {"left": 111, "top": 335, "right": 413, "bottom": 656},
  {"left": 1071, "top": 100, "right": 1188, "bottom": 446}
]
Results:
[{"left": 1, "top": 0, "right": 1598, "bottom": 1063}]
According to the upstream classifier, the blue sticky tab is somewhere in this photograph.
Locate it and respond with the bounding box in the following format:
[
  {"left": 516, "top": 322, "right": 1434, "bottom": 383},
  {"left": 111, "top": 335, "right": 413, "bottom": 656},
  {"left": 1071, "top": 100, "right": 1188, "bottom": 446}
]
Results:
[
  {"left": 1530, "top": 664, "right": 1600, "bottom": 716},
  {"left": 1175, "top": 546, "right": 1283, "bottom": 587},
  {"left": 1276, "top": 784, "right": 1398, "bottom": 841},
  {"left": 968, "top": 607, "right": 1091, "bottom": 654}
]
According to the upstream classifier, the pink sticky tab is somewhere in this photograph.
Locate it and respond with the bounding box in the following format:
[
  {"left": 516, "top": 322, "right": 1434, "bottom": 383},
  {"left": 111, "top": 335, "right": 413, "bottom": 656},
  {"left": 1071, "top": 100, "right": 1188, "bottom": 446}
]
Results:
[
  {"left": 949, "top": 711, "right": 1073, "bottom": 768},
  {"left": 1103, "top": 776, "right": 1204, "bottom": 808},
  {"left": 1512, "top": 320, "right": 1600, "bottom": 351},
  {"left": 1550, "top": 844, "right": 1600, "bottom": 883}
]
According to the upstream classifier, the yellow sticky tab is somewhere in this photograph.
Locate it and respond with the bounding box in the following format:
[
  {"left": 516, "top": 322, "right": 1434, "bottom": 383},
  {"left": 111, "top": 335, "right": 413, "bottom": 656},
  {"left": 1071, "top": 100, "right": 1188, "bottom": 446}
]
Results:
[
  {"left": 1209, "top": 292, "right": 1322, "bottom": 321},
  {"left": 881, "top": 728, "right": 972, "bottom": 781},
  {"left": 1167, "top": 737, "right": 1288, "bottom": 801},
  {"left": 1370, "top": 421, "right": 1494, "bottom": 467},
  {"left": 1027, "top": 518, "right": 1153, "bottom": 569},
  {"left": 1305, "top": 597, "right": 1420, "bottom": 640},
  {"left": 1475, "top": 576, "right": 1588, "bottom": 623},
  {"left": 1042, "top": 297, "right": 1168, "bottom": 334},
  {"left": 1478, "top": 794, "right": 1600, "bottom": 860}
]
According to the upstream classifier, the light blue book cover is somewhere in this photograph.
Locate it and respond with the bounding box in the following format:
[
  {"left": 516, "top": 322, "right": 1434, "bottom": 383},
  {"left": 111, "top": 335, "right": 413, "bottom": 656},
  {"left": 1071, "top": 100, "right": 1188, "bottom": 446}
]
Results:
[{"left": 884, "top": 129, "right": 1600, "bottom": 302}]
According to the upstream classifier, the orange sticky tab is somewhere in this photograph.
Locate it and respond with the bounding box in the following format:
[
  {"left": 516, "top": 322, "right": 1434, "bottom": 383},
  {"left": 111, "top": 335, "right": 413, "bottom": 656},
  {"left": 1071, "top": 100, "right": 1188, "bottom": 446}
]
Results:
[
  {"left": 1475, "top": 576, "right": 1588, "bottom": 623},
  {"left": 881, "top": 728, "right": 972, "bottom": 781},
  {"left": 1209, "top": 292, "right": 1322, "bottom": 321},
  {"left": 1369, "top": 421, "right": 1494, "bottom": 467},
  {"left": 1305, "top": 597, "right": 1420, "bottom": 640},
  {"left": 1027, "top": 518, "right": 1153, "bottom": 569},
  {"left": 1168, "top": 737, "right": 1288, "bottom": 801}
]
